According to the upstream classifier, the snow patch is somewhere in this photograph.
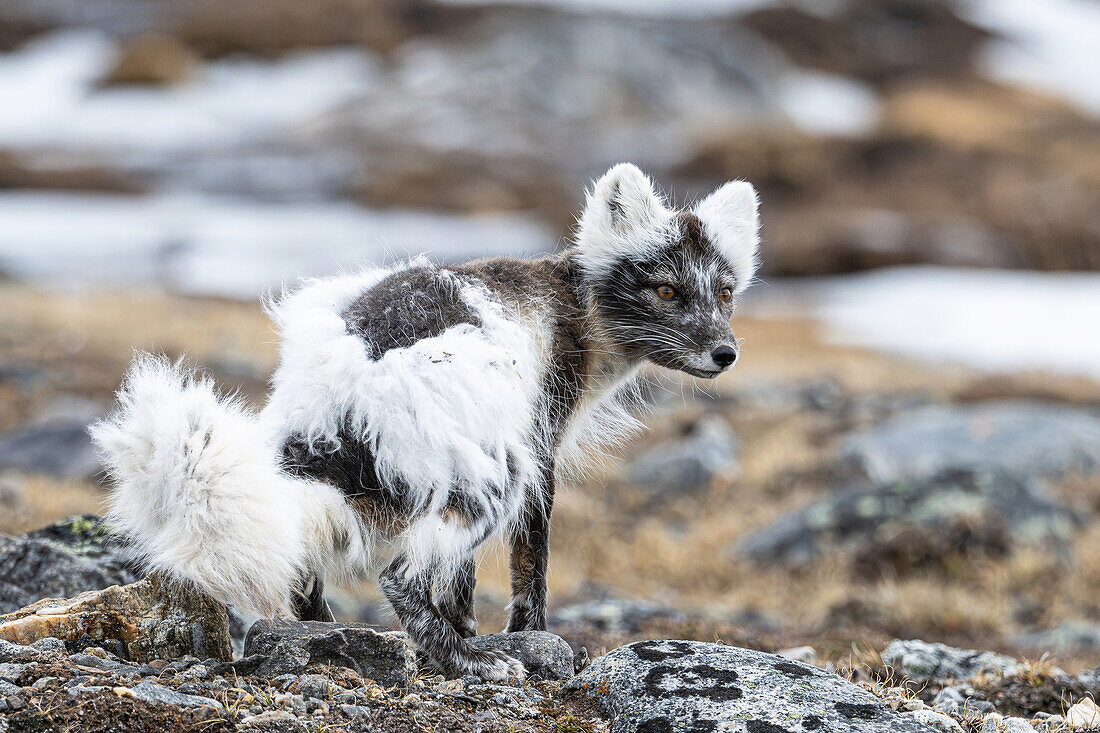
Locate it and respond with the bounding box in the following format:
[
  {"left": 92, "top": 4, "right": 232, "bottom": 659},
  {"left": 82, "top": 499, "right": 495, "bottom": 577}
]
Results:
[
  {"left": 0, "top": 192, "right": 554, "bottom": 298},
  {"left": 750, "top": 267, "right": 1100, "bottom": 381}
]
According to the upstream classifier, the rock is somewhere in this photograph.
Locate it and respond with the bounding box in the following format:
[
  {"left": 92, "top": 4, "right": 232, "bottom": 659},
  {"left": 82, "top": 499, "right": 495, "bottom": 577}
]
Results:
[
  {"left": 0, "top": 663, "right": 30, "bottom": 683},
  {"left": 0, "top": 640, "right": 42, "bottom": 663},
  {"left": 242, "top": 619, "right": 415, "bottom": 687},
  {"left": 881, "top": 640, "right": 1018, "bottom": 681},
  {"left": 838, "top": 402, "right": 1100, "bottom": 483},
  {"left": 625, "top": 415, "right": 739, "bottom": 497},
  {"left": 0, "top": 680, "right": 19, "bottom": 696},
  {"left": 1013, "top": 621, "right": 1100, "bottom": 652},
  {"left": 737, "top": 468, "right": 1081, "bottom": 571},
  {"left": 1066, "top": 698, "right": 1100, "bottom": 728},
  {"left": 566, "top": 639, "right": 938, "bottom": 732},
  {"left": 467, "top": 631, "right": 573, "bottom": 680},
  {"left": 0, "top": 573, "right": 232, "bottom": 663},
  {"left": 931, "top": 687, "right": 965, "bottom": 714},
  {"left": 0, "top": 423, "right": 99, "bottom": 479},
  {"left": 293, "top": 674, "right": 331, "bottom": 700},
  {"left": 0, "top": 515, "right": 141, "bottom": 614},
  {"left": 100, "top": 33, "right": 200, "bottom": 87},
  {"left": 907, "top": 709, "right": 964, "bottom": 732},
  {"left": 1031, "top": 714, "right": 1066, "bottom": 732},
  {"left": 239, "top": 709, "right": 306, "bottom": 731},
  {"left": 551, "top": 599, "right": 683, "bottom": 635},
  {"left": 129, "top": 681, "right": 226, "bottom": 715}
]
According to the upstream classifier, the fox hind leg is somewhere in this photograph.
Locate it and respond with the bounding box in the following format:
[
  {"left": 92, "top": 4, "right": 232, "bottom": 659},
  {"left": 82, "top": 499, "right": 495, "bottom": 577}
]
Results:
[
  {"left": 379, "top": 555, "right": 522, "bottom": 680},
  {"left": 437, "top": 555, "right": 477, "bottom": 638}
]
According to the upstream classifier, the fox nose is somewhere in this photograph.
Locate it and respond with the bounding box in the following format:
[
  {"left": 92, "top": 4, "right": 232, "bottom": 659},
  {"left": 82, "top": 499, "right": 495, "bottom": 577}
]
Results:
[{"left": 711, "top": 345, "right": 738, "bottom": 368}]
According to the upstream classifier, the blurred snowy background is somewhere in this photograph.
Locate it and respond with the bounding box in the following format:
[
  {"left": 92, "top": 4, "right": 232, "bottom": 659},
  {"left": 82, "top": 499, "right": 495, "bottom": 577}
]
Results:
[
  {"left": 0, "top": 0, "right": 1098, "bottom": 377},
  {"left": 2, "top": 0, "right": 1100, "bottom": 669}
]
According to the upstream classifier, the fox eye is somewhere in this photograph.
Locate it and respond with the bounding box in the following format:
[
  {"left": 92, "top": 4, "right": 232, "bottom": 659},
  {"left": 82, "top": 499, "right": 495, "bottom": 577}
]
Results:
[
  {"left": 655, "top": 284, "right": 676, "bottom": 300},
  {"left": 719, "top": 287, "right": 733, "bottom": 303}
]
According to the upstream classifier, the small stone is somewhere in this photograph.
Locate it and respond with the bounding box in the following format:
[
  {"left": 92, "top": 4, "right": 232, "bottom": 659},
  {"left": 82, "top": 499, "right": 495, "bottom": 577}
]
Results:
[
  {"left": 400, "top": 693, "right": 421, "bottom": 706},
  {"left": 1001, "top": 718, "right": 1038, "bottom": 733},
  {"left": 31, "top": 676, "right": 58, "bottom": 688},
  {"left": 130, "top": 681, "right": 227, "bottom": 715},
  {"left": 295, "top": 674, "right": 331, "bottom": 700},
  {"left": 0, "top": 680, "right": 20, "bottom": 696},
  {"left": 69, "top": 653, "right": 140, "bottom": 675},
  {"left": 908, "top": 709, "right": 965, "bottom": 732},
  {"left": 179, "top": 663, "right": 209, "bottom": 680},
  {"left": 238, "top": 710, "right": 305, "bottom": 730},
  {"left": 0, "top": 641, "right": 41, "bottom": 663},
  {"left": 932, "top": 686, "right": 964, "bottom": 713},
  {"left": 1067, "top": 698, "right": 1100, "bottom": 728},
  {"left": 29, "top": 638, "right": 66, "bottom": 653},
  {"left": 5, "top": 695, "right": 25, "bottom": 710},
  {"left": 0, "top": 662, "right": 30, "bottom": 683},
  {"left": 1031, "top": 714, "right": 1065, "bottom": 732},
  {"left": 337, "top": 704, "right": 371, "bottom": 717}
]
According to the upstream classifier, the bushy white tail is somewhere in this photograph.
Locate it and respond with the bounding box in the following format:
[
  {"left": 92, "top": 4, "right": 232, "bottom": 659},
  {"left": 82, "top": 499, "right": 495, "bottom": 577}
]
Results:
[{"left": 91, "top": 356, "right": 356, "bottom": 619}]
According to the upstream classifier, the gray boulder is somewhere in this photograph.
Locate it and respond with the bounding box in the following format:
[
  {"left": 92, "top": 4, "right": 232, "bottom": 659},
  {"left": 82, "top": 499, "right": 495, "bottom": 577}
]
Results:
[
  {"left": 839, "top": 401, "right": 1100, "bottom": 483},
  {"left": 882, "top": 640, "right": 1019, "bottom": 681},
  {"left": 566, "top": 639, "right": 937, "bottom": 732},
  {"left": 1013, "top": 622, "right": 1100, "bottom": 653},
  {"left": 551, "top": 599, "right": 684, "bottom": 634},
  {"left": 239, "top": 619, "right": 415, "bottom": 687},
  {"left": 0, "top": 516, "right": 139, "bottom": 614},
  {"left": 737, "top": 468, "right": 1082, "bottom": 570},
  {"left": 0, "top": 396, "right": 104, "bottom": 480},
  {"left": 626, "top": 415, "right": 740, "bottom": 497},
  {"left": 468, "top": 631, "right": 573, "bottom": 680}
]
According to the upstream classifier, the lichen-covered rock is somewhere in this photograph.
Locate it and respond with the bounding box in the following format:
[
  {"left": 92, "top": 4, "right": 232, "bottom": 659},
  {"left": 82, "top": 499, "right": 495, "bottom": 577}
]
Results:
[
  {"left": 0, "top": 515, "right": 139, "bottom": 614},
  {"left": 240, "top": 619, "right": 415, "bottom": 687},
  {"left": 0, "top": 573, "right": 231, "bottom": 662},
  {"left": 566, "top": 639, "right": 938, "bottom": 732},
  {"left": 882, "top": 640, "right": 1019, "bottom": 681},
  {"left": 467, "top": 631, "right": 574, "bottom": 680}
]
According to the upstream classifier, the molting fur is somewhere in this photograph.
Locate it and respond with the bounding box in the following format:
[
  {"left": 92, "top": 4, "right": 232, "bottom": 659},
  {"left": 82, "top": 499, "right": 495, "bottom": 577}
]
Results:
[{"left": 92, "top": 163, "right": 761, "bottom": 681}]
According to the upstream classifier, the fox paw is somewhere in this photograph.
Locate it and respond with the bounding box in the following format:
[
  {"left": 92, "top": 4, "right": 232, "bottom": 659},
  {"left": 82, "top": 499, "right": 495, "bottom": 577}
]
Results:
[{"left": 469, "top": 649, "right": 526, "bottom": 683}]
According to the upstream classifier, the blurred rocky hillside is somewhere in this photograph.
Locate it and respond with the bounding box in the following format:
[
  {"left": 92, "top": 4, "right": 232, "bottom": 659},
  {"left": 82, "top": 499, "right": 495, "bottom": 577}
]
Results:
[{"left": 0, "top": 0, "right": 1097, "bottom": 293}]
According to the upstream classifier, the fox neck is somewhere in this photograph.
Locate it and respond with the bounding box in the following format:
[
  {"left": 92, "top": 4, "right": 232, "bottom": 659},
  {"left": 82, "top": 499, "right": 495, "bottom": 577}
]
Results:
[{"left": 555, "top": 250, "right": 642, "bottom": 394}]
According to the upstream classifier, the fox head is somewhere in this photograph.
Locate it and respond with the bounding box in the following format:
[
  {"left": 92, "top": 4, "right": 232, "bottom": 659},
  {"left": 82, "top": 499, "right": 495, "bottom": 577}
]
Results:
[{"left": 573, "top": 163, "right": 760, "bottom": 378}]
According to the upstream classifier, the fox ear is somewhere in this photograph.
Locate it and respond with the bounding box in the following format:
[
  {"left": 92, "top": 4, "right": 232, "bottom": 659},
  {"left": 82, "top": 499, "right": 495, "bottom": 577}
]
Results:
[
  {"left": 574, "top": 163, "right": 673, "bottom": 276},
  {"left": 692, "top": 181, "right": 760, "bottom": 293}
]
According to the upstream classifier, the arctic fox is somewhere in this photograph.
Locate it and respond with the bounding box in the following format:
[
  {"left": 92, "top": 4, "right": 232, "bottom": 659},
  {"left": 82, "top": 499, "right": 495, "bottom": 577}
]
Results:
[{"left": 92, "top": 163, "right": 760, "bottom": 680}]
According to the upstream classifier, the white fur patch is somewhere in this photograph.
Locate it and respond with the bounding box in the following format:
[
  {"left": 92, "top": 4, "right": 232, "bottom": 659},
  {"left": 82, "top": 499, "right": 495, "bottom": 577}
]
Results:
[
  {"left": 691, "top": 180, "right": 761, "bottom": 293},
  {"left": 263, "top": 261, "right": 544, "bottom": 576}
]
